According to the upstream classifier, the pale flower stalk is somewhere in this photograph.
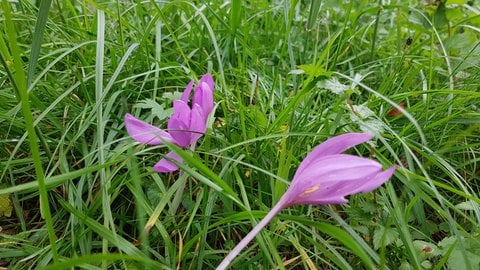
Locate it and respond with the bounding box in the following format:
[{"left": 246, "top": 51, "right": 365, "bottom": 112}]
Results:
[
  {"left": 124, "top": 73, "right": 214, "bottom": 172},
  {"left": 217, "top": 133, "right": 396, "bottom": 269}
]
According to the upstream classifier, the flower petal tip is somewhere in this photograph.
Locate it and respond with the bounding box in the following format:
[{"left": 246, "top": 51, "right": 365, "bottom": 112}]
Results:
[
  {"left": 124, "top": 113, "right": 173, "bottom": 145},
  {"left": 153, "top": 159, "right": 179, "bottom": 173},
  {"left": 152, "top": 152, "right": 184, "bottom": 173}
]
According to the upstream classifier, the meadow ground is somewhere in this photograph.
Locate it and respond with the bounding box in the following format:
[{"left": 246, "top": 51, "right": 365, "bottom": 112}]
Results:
[{"left": 1, "top": 0, "right": 480, "bottom": 269}]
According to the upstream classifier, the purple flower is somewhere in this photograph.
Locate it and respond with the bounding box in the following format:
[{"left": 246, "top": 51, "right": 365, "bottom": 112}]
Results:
[
  {"left": 217, "top": 133, "right": 396, "bottom": 270},
  {"left": 278, "top": 132, "right": 396, "bottom": 206},
  {"left": 125, "top": 73, "right": 214, "bottom": 173}
]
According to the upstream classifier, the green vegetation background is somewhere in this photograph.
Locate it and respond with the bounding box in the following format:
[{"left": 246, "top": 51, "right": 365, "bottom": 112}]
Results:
[{"left": 1, "top": 0, "right": 479, "bottom": 269}]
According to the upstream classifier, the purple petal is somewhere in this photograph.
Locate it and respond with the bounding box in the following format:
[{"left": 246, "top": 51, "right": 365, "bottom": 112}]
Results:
[
  {"left": 153, "top": 151, "right": 183, "bottom": 173},
  {"left": 295, "top": 133, "right": 374, "bottom": 176},
  {"left": 297, "top": 168, "right": 391, "bottom": 205},
  {"left": 193, "top": 74, "right": 214, "bottom": 116},
  {"left": 352, "top": 165, "right": 396, "bottom": 193},
  {"left": 124, "top": 113, "right": 173, "bottom": 145},
  {"left": 293, "top": 154, "right": 382, "bottom": 184},
  {"left": 180, "top": 80, "right": 195, "bottom": 103},
  {"left": 188, "top": 103, "right": 207, "bottom": 146},
  {"left": 282, "top": 189, "right": 349, "bottom": 205},
  {"left": 283, "top": 154, "right": 394, "bottom": 206},
  {"left": 287, "top": 165, "right": 395, "bottom": 206},
  {"left": 168, "top": 100, "right": 192, "bottom": 147},
  {"left": 200, "top": 73, "right": 214, "bottom": 90}
]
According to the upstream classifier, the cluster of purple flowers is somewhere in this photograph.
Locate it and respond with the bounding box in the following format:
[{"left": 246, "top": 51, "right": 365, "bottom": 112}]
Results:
[
  {"left": 125, "top": 74, "right": 214, "bottom": 172},
  {"left": 124, "top": 73, "right": 396, "bottom": 269}
]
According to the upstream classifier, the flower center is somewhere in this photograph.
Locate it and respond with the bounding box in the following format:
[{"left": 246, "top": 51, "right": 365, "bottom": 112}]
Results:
[{"left": 301, "top": 185, "right": 320, "bottom": 196}]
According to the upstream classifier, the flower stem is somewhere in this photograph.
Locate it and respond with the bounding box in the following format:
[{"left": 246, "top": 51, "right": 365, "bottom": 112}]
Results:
[{"left": 216, "top": 202, "right": 285, "bottom": 270}]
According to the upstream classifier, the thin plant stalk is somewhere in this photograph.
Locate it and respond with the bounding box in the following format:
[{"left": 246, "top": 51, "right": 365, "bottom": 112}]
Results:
[{"left": 216, "top": 202, "right": 284, "bottom": 270}]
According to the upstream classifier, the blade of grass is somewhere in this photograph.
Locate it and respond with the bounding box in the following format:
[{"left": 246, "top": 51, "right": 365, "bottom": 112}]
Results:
[
  {"left": 0, "top": 160, "right": 118, "bottom": 195},
  {"left": 229, "top": 0, "right": 242, "bottom": 38},
  {"left": 335, "top": 72, "right": 427, "bottom": 145},
  {"left": 26, "top": 0, "right": 52, "bottom": 87},
  {"left": 144, "top": 173, "right": 188, "bottom": 236},
  {"left": 57, "top": 198, "right": 147, "bottom": 258},
  {"left": 161, "top": 140, "right": 244, "bottom": 208},
  {"left": 41, "top": 253, "right": 166, "bottom": 270},
  {"left": 285, "top": 214, "right": 376, "bottom": 269},
  {"left": 93, "top": 10, "right": 115, "bottom": 264},
  {"left": 1, "top": 0, "right": 58, "bottom": 262},
  {"left": 326, "top": 206, "right": 381, "bottom": 267}
]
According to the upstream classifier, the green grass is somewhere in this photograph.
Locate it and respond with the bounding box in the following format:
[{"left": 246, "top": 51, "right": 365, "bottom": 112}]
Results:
[{"left": 1, "top": 0, "right": 480, "bottom": 269}]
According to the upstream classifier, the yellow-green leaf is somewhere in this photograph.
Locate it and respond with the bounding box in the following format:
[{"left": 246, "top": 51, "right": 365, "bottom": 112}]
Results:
[
  {"left": 297, "top": 64, "right": 332, "bottom": 77},
  {"left": 446, "top": 0, "right": 468, "bottom": 4},
  {"left": 0, "top": 193, "right": 12, "bottom": 217}
]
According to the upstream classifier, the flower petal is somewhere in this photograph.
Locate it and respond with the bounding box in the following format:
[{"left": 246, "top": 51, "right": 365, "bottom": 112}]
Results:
[
  {"left": 293, "top": 154, "right": 382, "bottom": 184},
  {"left": 153, "top": 151, "right": 183, "bottom": 173},
  {"left": 124, "top": 113, "right": 173, "bottom": 145},
  {"left": 286, "top": 165, "right": 395, "bottom": 206},
  {"left": 193, "top": 74, "right": 214, "bottom": 116},
  {"left": 180, "top": 80, "right": 195, "bottom": 103},
  {"left": 295, "top": 133, "right": 374, "bottom": 176},
  {"left": 351, "top": 165, "right": 396, "bottom": 193},
  {"left": 282, "top": 154, "right": 393, "bottom": 206},
  {"left": 282, "top": 188, "right": 350, "bottom": 205},
  {"left": 168, "top": 100, "right": 192, "bottom": 147},
  {"left": 189, "top": 103, "right": 207, "bottom": 146},
  {"left": 200, "top": 73, "right": 214, "bottom": 91}
]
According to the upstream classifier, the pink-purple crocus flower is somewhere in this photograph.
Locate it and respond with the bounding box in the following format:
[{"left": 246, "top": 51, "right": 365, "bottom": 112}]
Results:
[
  {"left": 124, "top": 73, "right": 214, "bottom": 173},
  {"left": 217, "top": 132, "right": 396, "bottom": 270}
]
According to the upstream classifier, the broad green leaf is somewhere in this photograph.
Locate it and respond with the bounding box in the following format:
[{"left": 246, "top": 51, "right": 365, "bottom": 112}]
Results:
[
  {"left": 433, "top": 2, "right": 448, "bottom": 28},
  {"left": 445, "top": 7, "right": 464, "bottom": 21},
  {"left": 373, "top": 225, "right": 399, "bottom": 250},
  {"left": 447, "top": 250, "right": 480, "bottom": 269},
  {"left": 413, "top": 240, "right": 440, "bottom": 258}
]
